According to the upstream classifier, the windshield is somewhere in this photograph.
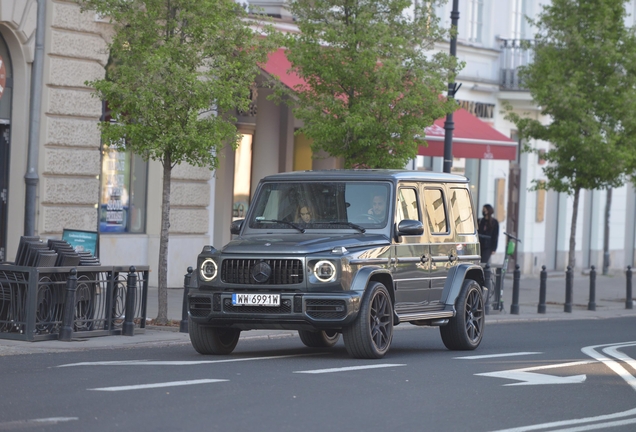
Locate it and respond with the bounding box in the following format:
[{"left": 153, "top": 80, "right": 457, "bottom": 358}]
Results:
[{"left": 247, "top": 181, "right": 391, "bottom": 231}]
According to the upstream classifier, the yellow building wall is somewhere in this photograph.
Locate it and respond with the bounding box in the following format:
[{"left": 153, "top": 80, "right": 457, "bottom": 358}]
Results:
[{"left": 293, "top": 133, "right": 313, "bottom": 171}]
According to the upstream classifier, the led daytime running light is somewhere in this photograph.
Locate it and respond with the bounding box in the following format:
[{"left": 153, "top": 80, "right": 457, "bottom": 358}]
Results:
[
  {"left": 313, "top": 260, "right": 336, "bottom": 282},
  {"left": 200, "top": 258, "right": 218, "bottom": 281}
]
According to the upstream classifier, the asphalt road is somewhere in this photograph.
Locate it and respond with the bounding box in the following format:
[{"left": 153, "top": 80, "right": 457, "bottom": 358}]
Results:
[{"left": 2, "top": 318, "right": 636, "bottom": 432}]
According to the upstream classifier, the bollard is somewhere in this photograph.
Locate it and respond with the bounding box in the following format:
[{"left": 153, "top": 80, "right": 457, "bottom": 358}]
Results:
[
  {"left": 627, "top": 266, "right": 633, "bottom": 310},
  {"left": 538, "top": 265, "right": 547, "bottom": 314},
  {"left": 495, "top": 267, "right": 503, "bottom": 311},
  {"left": 510, "top": 264, "right": 520, "bottom": 314},
  {"left": 484, "top": 264, "right": 492, "bottom": 315},
  {"left": 564, "top": 266, "right": 573, "bottom": 313},
  {"left": 59, "top": 268, "right": 78, "bottom": 341},
  {"left": 180, "top": 267, "right": 193, "bottom": 333},
  {"left": 122, "top": 266, "right": 137, "bottom": 336},
  {"left": 588, "top": 266, "right": 596, "bottom": 311}
]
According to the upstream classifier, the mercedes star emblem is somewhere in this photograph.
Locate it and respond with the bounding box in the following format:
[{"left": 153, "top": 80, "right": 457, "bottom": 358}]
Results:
[{"left": 251, "top": 261, "right": 272, "bottom": 283}]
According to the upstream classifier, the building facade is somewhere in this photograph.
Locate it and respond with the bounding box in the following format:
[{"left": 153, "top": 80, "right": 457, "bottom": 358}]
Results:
[
  {"left": 427, "top": 0, "right": 636, "bottom": 274},
  {"left": 1, "top": 0, "right": 635, "bottom": 287}
]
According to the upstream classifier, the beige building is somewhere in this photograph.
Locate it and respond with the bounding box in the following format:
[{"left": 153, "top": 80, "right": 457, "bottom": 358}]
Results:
[
  {"left": 0, "top": 0, "right": 340, "bottom": 287},
  {"left": 0, "top": 0, "right": 215, "bottom": 286}
]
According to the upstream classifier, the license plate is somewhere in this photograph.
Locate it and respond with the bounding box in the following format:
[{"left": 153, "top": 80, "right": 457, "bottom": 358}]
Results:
[{"left": 232, "top": 293, "right": 280, "bottom": 307}]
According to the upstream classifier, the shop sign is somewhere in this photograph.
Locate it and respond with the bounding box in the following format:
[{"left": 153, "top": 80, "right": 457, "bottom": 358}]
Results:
[{"left": 456, "top": 100, "right": 495, "bottom": 119}]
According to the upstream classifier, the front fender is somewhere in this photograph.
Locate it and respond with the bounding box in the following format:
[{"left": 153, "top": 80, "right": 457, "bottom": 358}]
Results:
[
  {"left": 440, "top": 264, "right": 485, "bottom": 306},
  {"left": 350, "top": 266, "right": 393, "bottom": 293}
]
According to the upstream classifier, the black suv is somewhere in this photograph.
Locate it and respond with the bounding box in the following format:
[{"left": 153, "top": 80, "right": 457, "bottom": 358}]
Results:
[{"left": 188, "top": 170, "right": 485, "bottom": 359}]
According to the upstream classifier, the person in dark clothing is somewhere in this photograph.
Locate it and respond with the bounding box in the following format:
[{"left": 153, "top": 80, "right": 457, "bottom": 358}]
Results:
[{"left": 478, "top": 204, "right": 499, "bottom": 263}]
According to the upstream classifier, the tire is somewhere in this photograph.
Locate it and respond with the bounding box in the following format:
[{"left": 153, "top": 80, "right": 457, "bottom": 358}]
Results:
[
  {"left": 343, "top": 282, "right": 393, "bottom": 359},
  {"left": 440, "top": 279, "right": 484, "bottom": 350},
  {"left": 298, "top": 330, "right": 340, "bottom": 348},
  {"left": 188, "top": 318, "right": 241, "bottom": 355}
]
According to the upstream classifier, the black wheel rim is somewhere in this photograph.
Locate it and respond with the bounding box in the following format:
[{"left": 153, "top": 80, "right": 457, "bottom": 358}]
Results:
[
  {"left": 465, "top": 288, "right": 484, "bottom": 342},
  {"left": 369, "top": 290, "right": 392, "bottom": 350}
]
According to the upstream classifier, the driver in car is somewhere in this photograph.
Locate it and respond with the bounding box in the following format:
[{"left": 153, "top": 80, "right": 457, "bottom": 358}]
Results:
[{"left": 368, "top": 194, "right": 387, "bottom": 218}]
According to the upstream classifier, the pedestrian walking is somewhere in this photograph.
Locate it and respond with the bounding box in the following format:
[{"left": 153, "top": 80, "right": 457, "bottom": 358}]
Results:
[{"left": 478, "top": 204, "right": 499, "bottom": 264}]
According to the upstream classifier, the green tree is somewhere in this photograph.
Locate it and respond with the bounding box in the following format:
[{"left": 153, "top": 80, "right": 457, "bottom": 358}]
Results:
[
  {"left": 279, "top": 0, "right": 459, "bottom": 169},
  {"left": 507, "top": 0, "right": 636, "bottom": 270},
  {"left": 79, "top": 0, "right": 278, "bottom": 323}
]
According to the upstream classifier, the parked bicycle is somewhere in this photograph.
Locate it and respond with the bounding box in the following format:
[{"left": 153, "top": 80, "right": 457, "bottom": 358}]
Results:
[{"left": 485, "top": 231, "right": 521, "bottom": 313}]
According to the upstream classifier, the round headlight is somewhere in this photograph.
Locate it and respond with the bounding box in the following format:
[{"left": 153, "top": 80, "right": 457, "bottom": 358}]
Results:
[
  {"left": 200, "top": 258, "right": 218, "bottom": 281},
  {"left": 313, "top": 260, "right": 336, "bottom": 282}
]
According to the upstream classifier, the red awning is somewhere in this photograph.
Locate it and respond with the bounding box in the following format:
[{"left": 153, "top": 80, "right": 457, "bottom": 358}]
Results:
[
  {"left": 420, "top": 109, "right": 517, "bottom": 161},
  {"left": 260, "top": 48, "right": 307, "bottom": 91},
  {"left": 261, "top": 49, "right": 517, "bottom": 161}
]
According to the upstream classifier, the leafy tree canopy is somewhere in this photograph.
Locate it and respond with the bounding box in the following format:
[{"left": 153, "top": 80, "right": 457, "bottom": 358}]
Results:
[
  {"left": 507, "top": 0, "right": 636, "bottom": 194},
  {"left": 77, "top": 0, "right": 279, "bottom": 323},
  {"left": 280, "top": 0, "right": 460, "bottom": 169},
  {"left": 79, "top": 0, "right": 279, "bottom": 169}
]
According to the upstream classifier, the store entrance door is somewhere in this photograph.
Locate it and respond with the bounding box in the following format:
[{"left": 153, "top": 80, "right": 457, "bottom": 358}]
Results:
[{"left": 0, "top": 125, "right": 9, "bottom": 262}]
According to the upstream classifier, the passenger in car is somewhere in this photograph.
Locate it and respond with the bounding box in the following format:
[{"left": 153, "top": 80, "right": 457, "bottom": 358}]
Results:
[{"left": 296, "top": 204, "right": 314, "bottom": 224}]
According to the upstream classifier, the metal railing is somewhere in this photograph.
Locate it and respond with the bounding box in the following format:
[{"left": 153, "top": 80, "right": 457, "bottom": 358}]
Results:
[
  {"left": 0, "top": 265, "right": 148, "bottom": 341},
  {"left": 499, "top": 38, "right": 535, "bottom": 90}
]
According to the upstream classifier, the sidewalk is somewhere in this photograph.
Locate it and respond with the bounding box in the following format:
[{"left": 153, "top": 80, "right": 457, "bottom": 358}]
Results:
[{"left": 1, "top": 272, "right": 634, "bottom": 356}]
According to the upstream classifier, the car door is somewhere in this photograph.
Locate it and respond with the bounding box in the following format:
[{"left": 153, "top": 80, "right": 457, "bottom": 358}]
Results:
[
  {"left": 422, "top": 185, "right": 456, "bottom": 306},
  {"left": 392, "top": 184, "right": 430, "bottom": 310}
]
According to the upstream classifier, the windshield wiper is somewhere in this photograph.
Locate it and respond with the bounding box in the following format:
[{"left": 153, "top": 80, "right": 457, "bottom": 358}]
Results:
[
  {"left": 324, "top": 221, "right": 366, "bottom": 233},
  {"left": 255, "top": 219, "right": 305, "bottom": 233}
]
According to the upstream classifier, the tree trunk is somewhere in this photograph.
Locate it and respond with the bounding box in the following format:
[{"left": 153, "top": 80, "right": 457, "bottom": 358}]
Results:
[
  {"left": 602, "top": 188, "right": 612, "bottom": 275},
  {"left": 568, "top": 187, "right": 580, "bottom": 270},
  {"left": 156, "top": 157, "right": 172, "bottom": 325}
]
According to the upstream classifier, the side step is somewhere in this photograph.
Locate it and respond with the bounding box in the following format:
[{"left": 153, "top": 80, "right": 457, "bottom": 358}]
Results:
[{"left": 396, "top": 310, "right": 455, "bottom": 324}]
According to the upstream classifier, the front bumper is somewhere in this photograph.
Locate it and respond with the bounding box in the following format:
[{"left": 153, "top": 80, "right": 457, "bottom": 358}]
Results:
[{"left": 188, "top": 290, "right": 361, "bottom": 331}]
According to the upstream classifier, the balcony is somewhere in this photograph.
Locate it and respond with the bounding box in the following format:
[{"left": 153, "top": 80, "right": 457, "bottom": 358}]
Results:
[{"left": 499, "top": 39, "right": 534, "bottom": 90}]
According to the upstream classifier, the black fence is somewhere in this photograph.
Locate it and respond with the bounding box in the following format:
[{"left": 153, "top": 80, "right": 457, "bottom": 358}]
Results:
[{"left": 0, "top": 265, "right": 148, "bottom": 341}]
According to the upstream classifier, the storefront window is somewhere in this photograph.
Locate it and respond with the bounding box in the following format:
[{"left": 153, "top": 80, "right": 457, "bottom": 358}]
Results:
[
  {"left": 99, "top": 147, "right": 147, "bottom": 233},
  {"left": 232, "top": 134, "right": 253, "bottom": 221}
]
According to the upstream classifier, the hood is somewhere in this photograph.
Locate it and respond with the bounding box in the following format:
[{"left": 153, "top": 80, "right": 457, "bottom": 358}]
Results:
[{"left": 221, "top": 233, "right": 390, "bottom": 255}]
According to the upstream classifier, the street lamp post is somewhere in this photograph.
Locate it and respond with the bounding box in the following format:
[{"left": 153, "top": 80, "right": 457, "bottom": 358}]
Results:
[{"left": 443, "top": 0, "right": 460, "bottom": 174}]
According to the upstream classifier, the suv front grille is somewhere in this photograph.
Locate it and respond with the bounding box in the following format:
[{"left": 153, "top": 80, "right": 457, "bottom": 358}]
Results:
[
  {"left": 221, "top": 259, "right": 304, "bottom": 285},
  {"left": 305, "top": 299, "right": 347, "bottom": 319}
]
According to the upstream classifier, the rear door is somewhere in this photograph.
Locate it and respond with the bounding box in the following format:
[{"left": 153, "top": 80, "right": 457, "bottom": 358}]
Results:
[{"left": 422, "top": 185, "right": 456, "bottom": 306}]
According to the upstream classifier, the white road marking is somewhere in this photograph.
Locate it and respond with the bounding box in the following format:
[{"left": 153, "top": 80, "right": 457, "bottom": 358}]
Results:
[
  {"left": 477, "top": 370, "right": 586, "bottom": 386},
  {"left": 455, "top": 352, "right": 542, "bottom": 360},
  {"left": 0, "top": 417, "right": 78, "bottom": 430},
  {"left": 489, "top": 341, "right": 636, "bottom": 432},
  {"left": 57, "top": 353, "right": 324, "bottom": 368},
  {"left": 294, "top": 364, "right": 406, "bottom": 374},
  {"left": 88, "top": 379, "right": 228, "bottom": 392},
  {"left": 477, "top": 360, "right": 593, "bottom": 386},
  {"left": 552, "top": 416, "right": 636, "bottom": 432}
]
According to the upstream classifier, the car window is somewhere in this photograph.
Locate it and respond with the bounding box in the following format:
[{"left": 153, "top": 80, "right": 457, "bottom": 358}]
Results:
[
  {"left": 247, "top": 181, "right": 391, "bottom": 230},
  {"left": 423, "top": 188, "right": 448, "bottom": 234},
  {"left": 450, "top": 188, "right": 476, "bottom": 235},
  {"left": 396, "top": 188, "right": 419, "bottom": 225}
]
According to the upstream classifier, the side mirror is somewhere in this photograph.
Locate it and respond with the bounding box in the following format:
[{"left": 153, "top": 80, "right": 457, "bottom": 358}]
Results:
[
  {"left": 397, "top": 219, "right": 424, "bottom": 236},
  {"left": 230, "top": 219, "right": 244, "bottom": 235}
]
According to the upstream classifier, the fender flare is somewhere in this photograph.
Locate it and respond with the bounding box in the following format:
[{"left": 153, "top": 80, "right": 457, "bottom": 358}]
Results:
[
  {"left": 440, "top": 264, "right": 485, "bottom": 306},
  {"left": 350, "top": 266, "right": 394, "bottom": 293}
]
